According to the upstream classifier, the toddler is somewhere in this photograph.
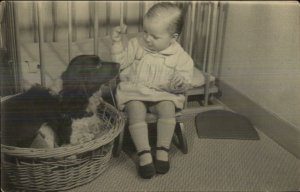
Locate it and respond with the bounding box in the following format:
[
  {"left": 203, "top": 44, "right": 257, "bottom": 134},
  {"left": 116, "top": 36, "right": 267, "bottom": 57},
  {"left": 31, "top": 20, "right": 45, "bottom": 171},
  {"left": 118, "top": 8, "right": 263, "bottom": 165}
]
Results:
[{"left": 111, "top": 2, "right": 194, "bottom": 179}]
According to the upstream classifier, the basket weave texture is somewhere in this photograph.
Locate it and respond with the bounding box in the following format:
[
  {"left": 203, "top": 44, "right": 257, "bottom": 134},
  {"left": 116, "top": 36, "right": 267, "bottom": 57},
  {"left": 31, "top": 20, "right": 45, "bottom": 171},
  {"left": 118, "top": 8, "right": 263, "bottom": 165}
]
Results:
[{"left": 1, "top": 97, "right": 125, "bottom": 192}]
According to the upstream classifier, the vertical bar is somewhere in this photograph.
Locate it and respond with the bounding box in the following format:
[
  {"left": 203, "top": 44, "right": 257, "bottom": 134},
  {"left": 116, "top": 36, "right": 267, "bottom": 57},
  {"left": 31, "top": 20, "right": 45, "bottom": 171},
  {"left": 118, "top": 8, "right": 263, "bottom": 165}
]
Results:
[
  {"left": 213, "top": 2, "right": 222, "bottom": 76},
  {"left": 94, "top": 1, "right": 98, "bottom": 55},
  {"left": 72, "top": 2, "right": 76, "bottom": 42},
  {"left": 52, "top": 1, "right": 57, "bottom": 42},
  {"left": 206, "top": 2, "right": 215, "bottom": 73},
  {"left": 37, "top": 1, "right": 46, "bottom": 87},
  {"left": 106, "top": 2, "right": 110, "bottom": 35},
  {"left": 138, "top": 1, "right": 144, "bottom": 32},
  {"left": 204, "top": 3, "right": 214, "bottom": 106},
  {"left": 0, "top": 2, "right": 4, "bottom": 48},
  {"left": 88, "top": 1, "right": 93, "bottom": 38},
  {"left": 120, "top": 1, "right": 124, "bottom": 27},
  {"left": 209, "top": 2, "right": 219, "bottom": 76},
  {"left": 124, "top": 1, "right": 127, "bottom": 25},
  {"left": 12, "top": 1, "right": 22, "bottom": 92},
  {"left": 67, "top": 1, "right": 72, "bottom": 62},
  {"left": 204, "top": 72, "right": 210, "bottom": 106},
  {"left": 32, "top": 2, "right": 38, "bottom": 43},
  {"left": 190, "top": 2, "right": 197, "bottom": 61},
  {"left": 214, "top": 2, "right": 228, "bottom": 78},
  {"left": 202, "top": 3, "right": 211, "bottom": 73},
  {"left": 0, "top": 25, "right": 2, "bottom": 48},
  {"left": 179, "top": 2, "right": 189, "bottom": 52},
  {"left": 192, "top": 2, "right": 203, "bottom": 68},
  {"left": 188, "top": 2, "right": 196, "bottom": 55}
]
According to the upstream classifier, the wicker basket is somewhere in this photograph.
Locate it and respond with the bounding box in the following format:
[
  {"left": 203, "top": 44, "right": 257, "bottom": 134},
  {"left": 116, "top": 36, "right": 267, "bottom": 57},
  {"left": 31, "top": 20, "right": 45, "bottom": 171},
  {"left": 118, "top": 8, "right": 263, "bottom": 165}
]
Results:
[{"left": 1, "top": 95, "right": 125, "bottom": 192}]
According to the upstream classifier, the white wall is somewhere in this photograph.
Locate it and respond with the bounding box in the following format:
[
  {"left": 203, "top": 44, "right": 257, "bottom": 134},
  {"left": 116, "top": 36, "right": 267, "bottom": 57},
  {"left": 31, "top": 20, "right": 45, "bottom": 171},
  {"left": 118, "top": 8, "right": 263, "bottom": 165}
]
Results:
[{"left": 220, "top": 2, "right": 300, "bottom": 128}]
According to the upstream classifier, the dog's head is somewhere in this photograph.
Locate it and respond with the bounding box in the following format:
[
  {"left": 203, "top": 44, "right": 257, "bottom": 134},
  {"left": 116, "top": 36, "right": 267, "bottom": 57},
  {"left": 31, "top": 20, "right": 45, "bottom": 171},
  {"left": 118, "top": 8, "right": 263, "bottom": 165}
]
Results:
[
  {"left": 61, "top": 55, "right": 119, "bottom": 95},
  {"left": 60, "top": 55, "right": 119, "bottom": 118}
]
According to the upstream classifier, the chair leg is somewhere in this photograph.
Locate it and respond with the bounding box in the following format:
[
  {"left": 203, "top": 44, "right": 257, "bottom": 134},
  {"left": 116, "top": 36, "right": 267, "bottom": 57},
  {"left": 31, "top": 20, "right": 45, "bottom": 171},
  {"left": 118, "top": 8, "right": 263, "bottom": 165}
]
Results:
[
  {"left": 173, "top": 122, "right": 188, "bottom": 154},
  {"left": 113, "top": 128, "right": 125, "bottom": 157}
]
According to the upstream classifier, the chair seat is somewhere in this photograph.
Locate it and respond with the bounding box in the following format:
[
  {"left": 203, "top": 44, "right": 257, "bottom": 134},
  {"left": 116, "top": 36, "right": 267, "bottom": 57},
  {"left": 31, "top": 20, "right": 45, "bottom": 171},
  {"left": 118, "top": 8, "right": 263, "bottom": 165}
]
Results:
[{"left": 186, "top": 84, "right": 219, "bottom": 96}]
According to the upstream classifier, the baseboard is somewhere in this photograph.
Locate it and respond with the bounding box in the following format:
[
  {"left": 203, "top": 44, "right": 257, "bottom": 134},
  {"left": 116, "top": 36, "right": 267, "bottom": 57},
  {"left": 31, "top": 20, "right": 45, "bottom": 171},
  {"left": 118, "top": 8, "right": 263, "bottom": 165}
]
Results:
[{"left": 218, "top": 80, "right": 300, "bottom": 159}]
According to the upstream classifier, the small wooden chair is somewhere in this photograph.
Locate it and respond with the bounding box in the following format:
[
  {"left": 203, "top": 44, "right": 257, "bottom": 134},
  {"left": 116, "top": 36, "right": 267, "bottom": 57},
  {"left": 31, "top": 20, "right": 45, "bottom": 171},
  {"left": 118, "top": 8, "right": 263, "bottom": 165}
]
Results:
[
  {"left": 109, "top": 70, "right": 224, "bottom": 157},
  {"left": 112, "top": 109, "right": 189, "bottom": 157}
]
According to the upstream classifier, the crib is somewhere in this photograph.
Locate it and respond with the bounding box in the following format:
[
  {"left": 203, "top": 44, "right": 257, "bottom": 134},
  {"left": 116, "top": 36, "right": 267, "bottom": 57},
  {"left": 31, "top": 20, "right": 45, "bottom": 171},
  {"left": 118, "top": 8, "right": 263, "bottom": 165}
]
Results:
[
  {"left": 1, "top": 1, "right": 227, "bottom": 190},
  {"left": 1, "top": 1, "right": 228, "bottom": 104}
]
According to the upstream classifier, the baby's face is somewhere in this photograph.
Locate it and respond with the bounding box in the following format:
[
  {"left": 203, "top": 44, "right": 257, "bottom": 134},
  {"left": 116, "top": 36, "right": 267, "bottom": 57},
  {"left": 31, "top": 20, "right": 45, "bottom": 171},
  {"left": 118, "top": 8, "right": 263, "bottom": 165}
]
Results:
[{"left": 143, "top": 17, "right": 176, "bottom": 52}]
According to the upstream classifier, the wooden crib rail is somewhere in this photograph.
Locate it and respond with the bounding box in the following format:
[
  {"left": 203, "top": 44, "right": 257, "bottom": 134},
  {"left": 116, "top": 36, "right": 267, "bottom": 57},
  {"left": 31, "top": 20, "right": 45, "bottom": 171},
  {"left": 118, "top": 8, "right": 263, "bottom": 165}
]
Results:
[{"left": 2, "top": 1, "right": 228, "bottom": 94}]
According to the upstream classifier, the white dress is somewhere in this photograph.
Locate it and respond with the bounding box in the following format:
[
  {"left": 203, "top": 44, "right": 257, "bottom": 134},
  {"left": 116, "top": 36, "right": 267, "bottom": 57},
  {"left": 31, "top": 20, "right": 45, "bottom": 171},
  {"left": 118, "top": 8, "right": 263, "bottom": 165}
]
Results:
[{"left": 111, "top": 36, "right": 194, "bottom": 110}]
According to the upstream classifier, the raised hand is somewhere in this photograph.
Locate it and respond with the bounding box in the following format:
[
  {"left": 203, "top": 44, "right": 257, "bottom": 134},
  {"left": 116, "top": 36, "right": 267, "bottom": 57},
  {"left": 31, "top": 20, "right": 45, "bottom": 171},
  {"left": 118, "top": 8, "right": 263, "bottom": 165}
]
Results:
[{"left": 111, "top": 25, "right": 127, "bottom": 42}]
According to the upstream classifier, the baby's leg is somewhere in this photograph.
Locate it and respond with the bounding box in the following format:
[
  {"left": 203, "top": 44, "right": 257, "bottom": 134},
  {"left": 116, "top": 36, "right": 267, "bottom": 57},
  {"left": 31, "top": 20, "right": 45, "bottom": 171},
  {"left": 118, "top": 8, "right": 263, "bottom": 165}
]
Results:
[
  {"left": 126, "top": 100, "right": 152, "bottom": 166},
  {"left": 154, "top": 101, "right": 176, "bottom": 161}
]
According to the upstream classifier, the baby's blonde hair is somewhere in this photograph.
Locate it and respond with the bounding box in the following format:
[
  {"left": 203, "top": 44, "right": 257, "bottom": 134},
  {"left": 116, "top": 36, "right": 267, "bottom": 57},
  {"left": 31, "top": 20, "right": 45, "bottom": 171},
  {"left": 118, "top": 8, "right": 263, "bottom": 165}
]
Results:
[{"left": 145, "top": 2, "right": 184, "bottom": 35}]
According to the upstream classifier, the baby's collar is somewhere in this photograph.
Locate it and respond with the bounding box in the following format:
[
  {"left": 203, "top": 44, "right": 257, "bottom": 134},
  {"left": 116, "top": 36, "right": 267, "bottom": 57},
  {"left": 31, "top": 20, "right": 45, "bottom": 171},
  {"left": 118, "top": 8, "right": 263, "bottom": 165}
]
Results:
[{"left": 142, "top": 41, "right": 179, "bottom": 56}]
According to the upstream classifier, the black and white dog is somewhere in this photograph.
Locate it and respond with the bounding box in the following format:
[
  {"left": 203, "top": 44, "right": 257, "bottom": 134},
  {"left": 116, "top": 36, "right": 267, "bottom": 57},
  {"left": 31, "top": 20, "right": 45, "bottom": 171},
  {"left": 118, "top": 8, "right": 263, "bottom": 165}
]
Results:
[{"left": 1, "top": 55, "right": 119, "bottom": 147}]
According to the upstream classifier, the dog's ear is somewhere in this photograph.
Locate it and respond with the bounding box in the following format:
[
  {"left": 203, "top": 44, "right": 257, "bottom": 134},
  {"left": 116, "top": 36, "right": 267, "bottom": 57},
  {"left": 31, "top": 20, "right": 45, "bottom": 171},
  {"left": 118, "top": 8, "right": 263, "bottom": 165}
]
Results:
[{"left": 61, "top": 70, "right": 80, "bottom": 92}]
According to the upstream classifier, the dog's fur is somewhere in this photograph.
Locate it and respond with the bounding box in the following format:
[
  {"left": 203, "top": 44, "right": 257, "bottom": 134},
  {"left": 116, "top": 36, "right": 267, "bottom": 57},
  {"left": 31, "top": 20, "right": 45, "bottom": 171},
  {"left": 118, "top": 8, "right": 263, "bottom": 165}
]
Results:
[
  {"left": 1, "top": 85, "right": 67, "bottom": 147},
  {"left": 1, "top": 55, "right": 119, "bottom": 147}
]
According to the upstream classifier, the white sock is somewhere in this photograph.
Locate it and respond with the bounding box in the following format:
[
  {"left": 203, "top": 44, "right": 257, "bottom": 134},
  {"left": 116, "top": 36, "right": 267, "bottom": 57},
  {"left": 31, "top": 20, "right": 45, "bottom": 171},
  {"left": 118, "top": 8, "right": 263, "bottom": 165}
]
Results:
[
  {"left": 129, "top": 122, "right": 152, "bottom": 166},
  {"left": 156, "top": 118, "right": 176, "bottom": 161}
]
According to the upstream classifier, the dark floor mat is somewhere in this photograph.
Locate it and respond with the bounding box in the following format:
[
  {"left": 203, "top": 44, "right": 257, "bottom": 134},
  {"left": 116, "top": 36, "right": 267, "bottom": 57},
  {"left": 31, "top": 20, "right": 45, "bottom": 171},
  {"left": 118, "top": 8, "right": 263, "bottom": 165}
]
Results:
[{"left": 195, "top": 110, "right": 259, "bottom": 140}]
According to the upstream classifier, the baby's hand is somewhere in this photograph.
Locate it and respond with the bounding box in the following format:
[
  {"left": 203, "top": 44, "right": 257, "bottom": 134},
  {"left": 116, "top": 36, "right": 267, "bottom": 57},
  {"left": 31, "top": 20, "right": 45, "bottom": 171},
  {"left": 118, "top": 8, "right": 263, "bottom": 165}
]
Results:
[
  {"left": 111, "top": 25, "right": 127, "bottom": 42},
  {"left": 168, "top": 73, "right": 189, "bottom": 93}
]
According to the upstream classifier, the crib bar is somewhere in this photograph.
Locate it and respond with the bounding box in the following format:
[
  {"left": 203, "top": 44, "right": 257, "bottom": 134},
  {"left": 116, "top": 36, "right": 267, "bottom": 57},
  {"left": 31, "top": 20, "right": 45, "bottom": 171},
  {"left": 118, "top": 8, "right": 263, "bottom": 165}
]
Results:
[
  {"left": 120, "top": 1, "right": 124, "bottom": 27},
  {"left": 205, "top": 2, "right": 216, "bottom": 74},
  {"left": 138, "top": 1, "right": 144, "bottom": 32},
  {"left": 88, "top": 1, "right": 93, "bottom": 38},
  {"left": 203, "top": 3, "right": 213, "bottom": 106},
  {"left": 10, "top": 2, "right": 22, "bottom": 92},
  {"left": 0, "top": 2, "right": 3, "bottom": 48},
  {"left": 200, "top": 3, "right": 207, "bottom": 49},
  {"left": 52, "top": 1, "right": 57, "bottom": 42},
  {"left": 190, "top": 3, "right": 197, "bottom": 62},
  {"left": 0, "top": 25, "right": 2, "bottom": 48},
  {"left": 37, "top": 1, "right": 46, "bottom": 87},
  {"left": 188, "top": 2, "right": 196, "bottom": 55},
  {"left": 72, "top": 3, "right": 76, "bottom": 42},
  {"left": 211, "top": 2, "right": 221, "bottom": 77},
  {"left": 180, "top": 2, "right": 190, "bottom": 54},
  {"left": 202, "top": 3, "right": 211, "bottom": 73},
  {"left": 192, "top": 2, "right": 204, "bottom": 67},
  {"left": 106, "top": 2, "right": 110, "bottom": 35},
  {"left": 208, "top": 2, "right": 218, "bottom": 76},
  {"left": 32, "top": 2, "right": 38, "bottom": 43},
  {"left": 124, "top": 2, "right": 128, "bottom": 25},
  {"left": 214, "top": 2, "right": 224, "bottom": 76},
  {"left": 94, "top": 1, "right": 98, "bottom": 55},
  {"left": 213, "top": 2, "right": 228, "bottom": 78},
  {"left": 0, "top": 4, "right": 3, "bottom": 48},
  {"left": 67, "top": 1, "right": 72, "bottom": 62}
]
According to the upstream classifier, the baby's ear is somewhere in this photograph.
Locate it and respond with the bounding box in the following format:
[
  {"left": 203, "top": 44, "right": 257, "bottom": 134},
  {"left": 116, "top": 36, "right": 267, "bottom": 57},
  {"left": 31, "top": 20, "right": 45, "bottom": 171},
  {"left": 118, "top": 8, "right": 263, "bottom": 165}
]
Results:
[
  {"left": 173, "top": 33, "right": 179, "bottom": 38},
  {"left": 172, "top": 33, "right": 179, "bottom": 42}
]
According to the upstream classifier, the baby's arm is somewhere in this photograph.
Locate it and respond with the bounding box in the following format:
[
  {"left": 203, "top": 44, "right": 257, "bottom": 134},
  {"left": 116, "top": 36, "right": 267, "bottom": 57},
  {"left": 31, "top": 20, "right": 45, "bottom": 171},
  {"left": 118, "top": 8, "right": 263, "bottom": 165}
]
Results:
[
  {"left": 111, "top": 25, "right": 138, "bottom": 70},
  {"left": 168, "top": 55, "right": 194, "bottom": 93}
]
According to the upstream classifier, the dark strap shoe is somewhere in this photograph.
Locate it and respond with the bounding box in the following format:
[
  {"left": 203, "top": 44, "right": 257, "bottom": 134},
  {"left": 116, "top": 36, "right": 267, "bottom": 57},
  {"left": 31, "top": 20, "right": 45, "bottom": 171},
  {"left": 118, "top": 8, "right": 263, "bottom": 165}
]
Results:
[
  {"left": 155, "top": 146, "right": 170, "bottom": 174},
  {"left": 137, "top": 150, "right": 155, "bottom": 179}
]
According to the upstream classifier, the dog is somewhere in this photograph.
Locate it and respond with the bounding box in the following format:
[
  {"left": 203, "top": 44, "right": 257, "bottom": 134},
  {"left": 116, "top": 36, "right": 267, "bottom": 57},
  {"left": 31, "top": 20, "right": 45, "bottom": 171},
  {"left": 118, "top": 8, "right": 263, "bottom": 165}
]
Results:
[{"left": 1, "top": 55, "right": 119, "bottom": 147}]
